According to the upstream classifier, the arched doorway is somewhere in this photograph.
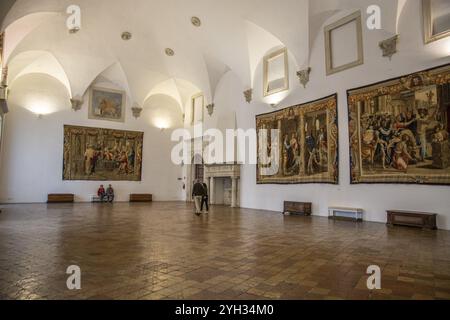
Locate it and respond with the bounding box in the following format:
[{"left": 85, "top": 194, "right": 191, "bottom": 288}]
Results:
[
  {"left": 192, "top": 153, "right": 204, "bottom": 182},
  {"left": 186, "top": 153, "right": 204, "bottom": 202}
]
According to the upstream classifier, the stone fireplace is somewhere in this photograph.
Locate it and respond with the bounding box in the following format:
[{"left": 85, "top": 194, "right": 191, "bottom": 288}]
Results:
[{"left": 204, "top": 163, "right": 240, "bottom": 208}]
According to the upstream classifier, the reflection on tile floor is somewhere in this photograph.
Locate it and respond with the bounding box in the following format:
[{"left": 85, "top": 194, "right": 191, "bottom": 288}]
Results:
[{"left": 0, "top": 202, "right": 449, "bottom": 300}]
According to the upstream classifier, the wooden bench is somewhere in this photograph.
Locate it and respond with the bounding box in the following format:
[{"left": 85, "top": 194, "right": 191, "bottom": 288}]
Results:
[
  {"left": 329, "top": 207, "right": 363, "bottom": 222},
  {"left": 283, "top": 201, "right": 312, "bottom": 216},
  {"left": 47, "top": 194, "right": 74, "bottom": 203},
  {"left": 387, "top": 210, "right": 437, "bottom": 230},
  {"left": 92, "top": 196, "right": 104, "bottom": 203},
  {"left": 130, "top": 194, "right": 153, "bottom": 203}
]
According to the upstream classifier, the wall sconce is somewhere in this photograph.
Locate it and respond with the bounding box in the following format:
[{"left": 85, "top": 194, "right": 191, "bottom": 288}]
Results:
[
  {"left": 270, "top": 103, "right": 280, "bottom": 109},
  {"left": 154, "top": 117, "right": 169, "bottom": 131}
]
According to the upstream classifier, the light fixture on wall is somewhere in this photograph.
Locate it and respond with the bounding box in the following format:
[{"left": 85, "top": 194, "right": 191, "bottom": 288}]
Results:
[
  {"left": 265, "top": 90, "right": 288, "bottom": 109},
  {"left": 27, "top": 98, "right": 55, "bottom": 117},
  {"left": 191, "top": 17, "right": 202, "bottom": 27},
  {"left": 165, "top": 48, "right": 175, "bottom": 56},
  {"left": 121, "top": 32, "right": 132, "bottom": 41},
  {"left": 154, "top": 117, "right": 170, "bottom": 131}
]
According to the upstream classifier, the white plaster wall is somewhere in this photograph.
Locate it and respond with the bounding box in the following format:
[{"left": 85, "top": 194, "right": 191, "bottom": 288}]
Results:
[
  {"left": 0, "top": 74, "right": 184, "bottom": 203},
  {"left": 207, "top": 3, "right": 450, "bottom": 229}
]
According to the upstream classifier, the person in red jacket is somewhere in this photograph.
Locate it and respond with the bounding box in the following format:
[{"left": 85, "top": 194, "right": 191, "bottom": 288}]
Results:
[{"left": 97, "top": 185, "right": 106, "bottom": 202}]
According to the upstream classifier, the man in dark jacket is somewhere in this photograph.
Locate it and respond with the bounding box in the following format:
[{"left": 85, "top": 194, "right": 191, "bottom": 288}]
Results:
[
  {"left": 201, "top": 182, "right": 209, "bottom": 213},
  {"left": 192, "top": 180, "right": 205, "bottom": 215}
]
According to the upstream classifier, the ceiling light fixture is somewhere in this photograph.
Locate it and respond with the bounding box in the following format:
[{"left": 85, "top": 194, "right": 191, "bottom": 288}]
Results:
[
  {"left": 191, "top": 16, "right": 201, "bottom": 27},
  {"left": 121, "top": 32, "right": 132, "bottom": 41},
  {"left": 165, "top": 48, "right": 175, "bottom": 56}
]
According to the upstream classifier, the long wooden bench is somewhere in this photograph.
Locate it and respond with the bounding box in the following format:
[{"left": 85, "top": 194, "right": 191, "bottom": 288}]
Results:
[
  {"left": 47, "top": 194, "right": 74, "bottom": 203},
  {"left": 329, "top": 207, "right": 363, "bottom": 222},
  {"left": 283, "top": 201, "right": 312, "bottom": 216},
  {"left": 130, "top": 194, "right": 153, "bottom": 202},
  {"left": 387, "top": 210, "right": 437, "bottom": 230}
]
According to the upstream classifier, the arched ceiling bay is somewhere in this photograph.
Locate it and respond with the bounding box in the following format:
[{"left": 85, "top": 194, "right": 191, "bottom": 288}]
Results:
[{"left": 2, "top": 0, "right": 408, "bottom": 111}]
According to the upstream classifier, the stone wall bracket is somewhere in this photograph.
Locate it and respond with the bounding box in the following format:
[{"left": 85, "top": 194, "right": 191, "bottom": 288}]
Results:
[
  {"left": 206, "top": 103, "right": 215, "bottom": 116},
  {"left": 244, "top": 89, "right": 253, "bottom": 103},
  {"left": 379, "top": 35, "right": 399, "bottom": 60},
  {"left": 70, "top": 97, "right": 83, "bottom": 112},
  {"left": 297, "top": 67, "right": 311, "bottom": 88},
  {"left": 131, "top": 105, "right": 143, "bottom": 119}
]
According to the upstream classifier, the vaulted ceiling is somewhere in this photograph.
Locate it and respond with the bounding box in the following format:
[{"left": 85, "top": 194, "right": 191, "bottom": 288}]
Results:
[{"left": 1, "top": 0, "right": 406, "bottom": 112}]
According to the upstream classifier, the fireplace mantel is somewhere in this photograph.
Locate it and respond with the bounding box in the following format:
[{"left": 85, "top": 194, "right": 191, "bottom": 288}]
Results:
[
  {"left": 204, "top": 163, "right": 241, "bottom": 208},
  {"left": 204, "top": 163, "right": 240, "bottom": 178}
]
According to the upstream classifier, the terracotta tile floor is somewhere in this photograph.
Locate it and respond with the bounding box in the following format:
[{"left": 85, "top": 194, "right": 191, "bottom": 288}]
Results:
[{"left": 0, "top": 202, "right": 450, "bottom": 300}]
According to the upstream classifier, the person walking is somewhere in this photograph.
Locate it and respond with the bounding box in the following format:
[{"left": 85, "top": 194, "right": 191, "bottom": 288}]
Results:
[
  {"left": 192, "top": 179, "right": 205, "bottom": 215},
  {"left": 201, "top": 181, "right": 209, "bottom": 213}
]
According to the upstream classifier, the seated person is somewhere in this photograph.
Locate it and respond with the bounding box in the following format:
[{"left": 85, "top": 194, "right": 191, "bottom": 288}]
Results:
[
  {"left": 106, "top": 184, "right": 115, "bottom": 203},
  {"left": 97, "top": 185, "right": 106, "bottom": 202}
]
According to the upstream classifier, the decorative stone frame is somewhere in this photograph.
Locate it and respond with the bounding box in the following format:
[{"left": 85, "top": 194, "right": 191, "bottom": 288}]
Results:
[
  {"left": 422, "top": 0, "right": 450, "bottom": 44},
  {"left": 191, "top": 93, "right": 204, "bottom": 125},
  {"left": 324, "top": 11, "right": 364, "bottom": 76},
  {"left": 263, "top": 47, "right": 289, "bottom": 97}
]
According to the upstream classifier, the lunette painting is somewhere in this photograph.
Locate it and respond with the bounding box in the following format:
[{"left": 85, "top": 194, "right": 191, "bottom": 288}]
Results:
[{"left": 89, "top": 87, "right": 126, "bottom": 122}]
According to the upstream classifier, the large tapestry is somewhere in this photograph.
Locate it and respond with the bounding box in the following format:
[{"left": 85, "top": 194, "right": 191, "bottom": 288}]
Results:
[
  {"left": 348, "top": 64, "right": 450, "bottom": 185},
  {"left": 63, "top": 125, "right": 143, "bottom": 181},
  {"left": 256, "top": 94, "right": 338, "bottom": 184}
]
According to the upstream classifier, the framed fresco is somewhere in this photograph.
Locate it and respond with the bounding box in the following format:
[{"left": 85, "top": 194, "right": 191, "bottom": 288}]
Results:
[
  {"left": 348, "top": 64, "right": 450, "bottom": 185},
  {"left": 256, "top": 94, "right": 339, "bottom": 184},
  {"left": 0, "top": 32, "right": 4, "bottom": 69},
  {"left": 63, "top": 125, "right": 144, "bottom": 181},
  {"left": 423, "top": 0, "right": 450, "bottom": 44},
  {"left": 263, "top": 47, "right": 289, "bottom": 97},
  {"left": 324, "top": 11, "right": 364, "bottom": 76},
  {"left": 89, "top": 87, "right": 126, "bottom": 122},
  {"left": 191, "top": 93, "right": 204, "bottom": 125}
]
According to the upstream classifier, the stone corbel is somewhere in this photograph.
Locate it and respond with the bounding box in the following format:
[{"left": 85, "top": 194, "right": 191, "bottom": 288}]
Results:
[
  {"left": 70, "top": 96, "right": 83, "bottom": 112},
  {"left": 297, "top": 67, "right": 311, "bottom": 88},
  {"left": 206, "top": 103, "right": 215, "bottom": 116},
  {"left": 131, "top": 104, "right": 143, "bottom": 119},
  {"left": 243, "top": 89, "right": 253, "bottom": 103},
  {"left": 379, "top": 35, "right": 399, "bottom": 60},
  {"left": 1, "top": 66, "right": 8, "bottom": 88}
]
